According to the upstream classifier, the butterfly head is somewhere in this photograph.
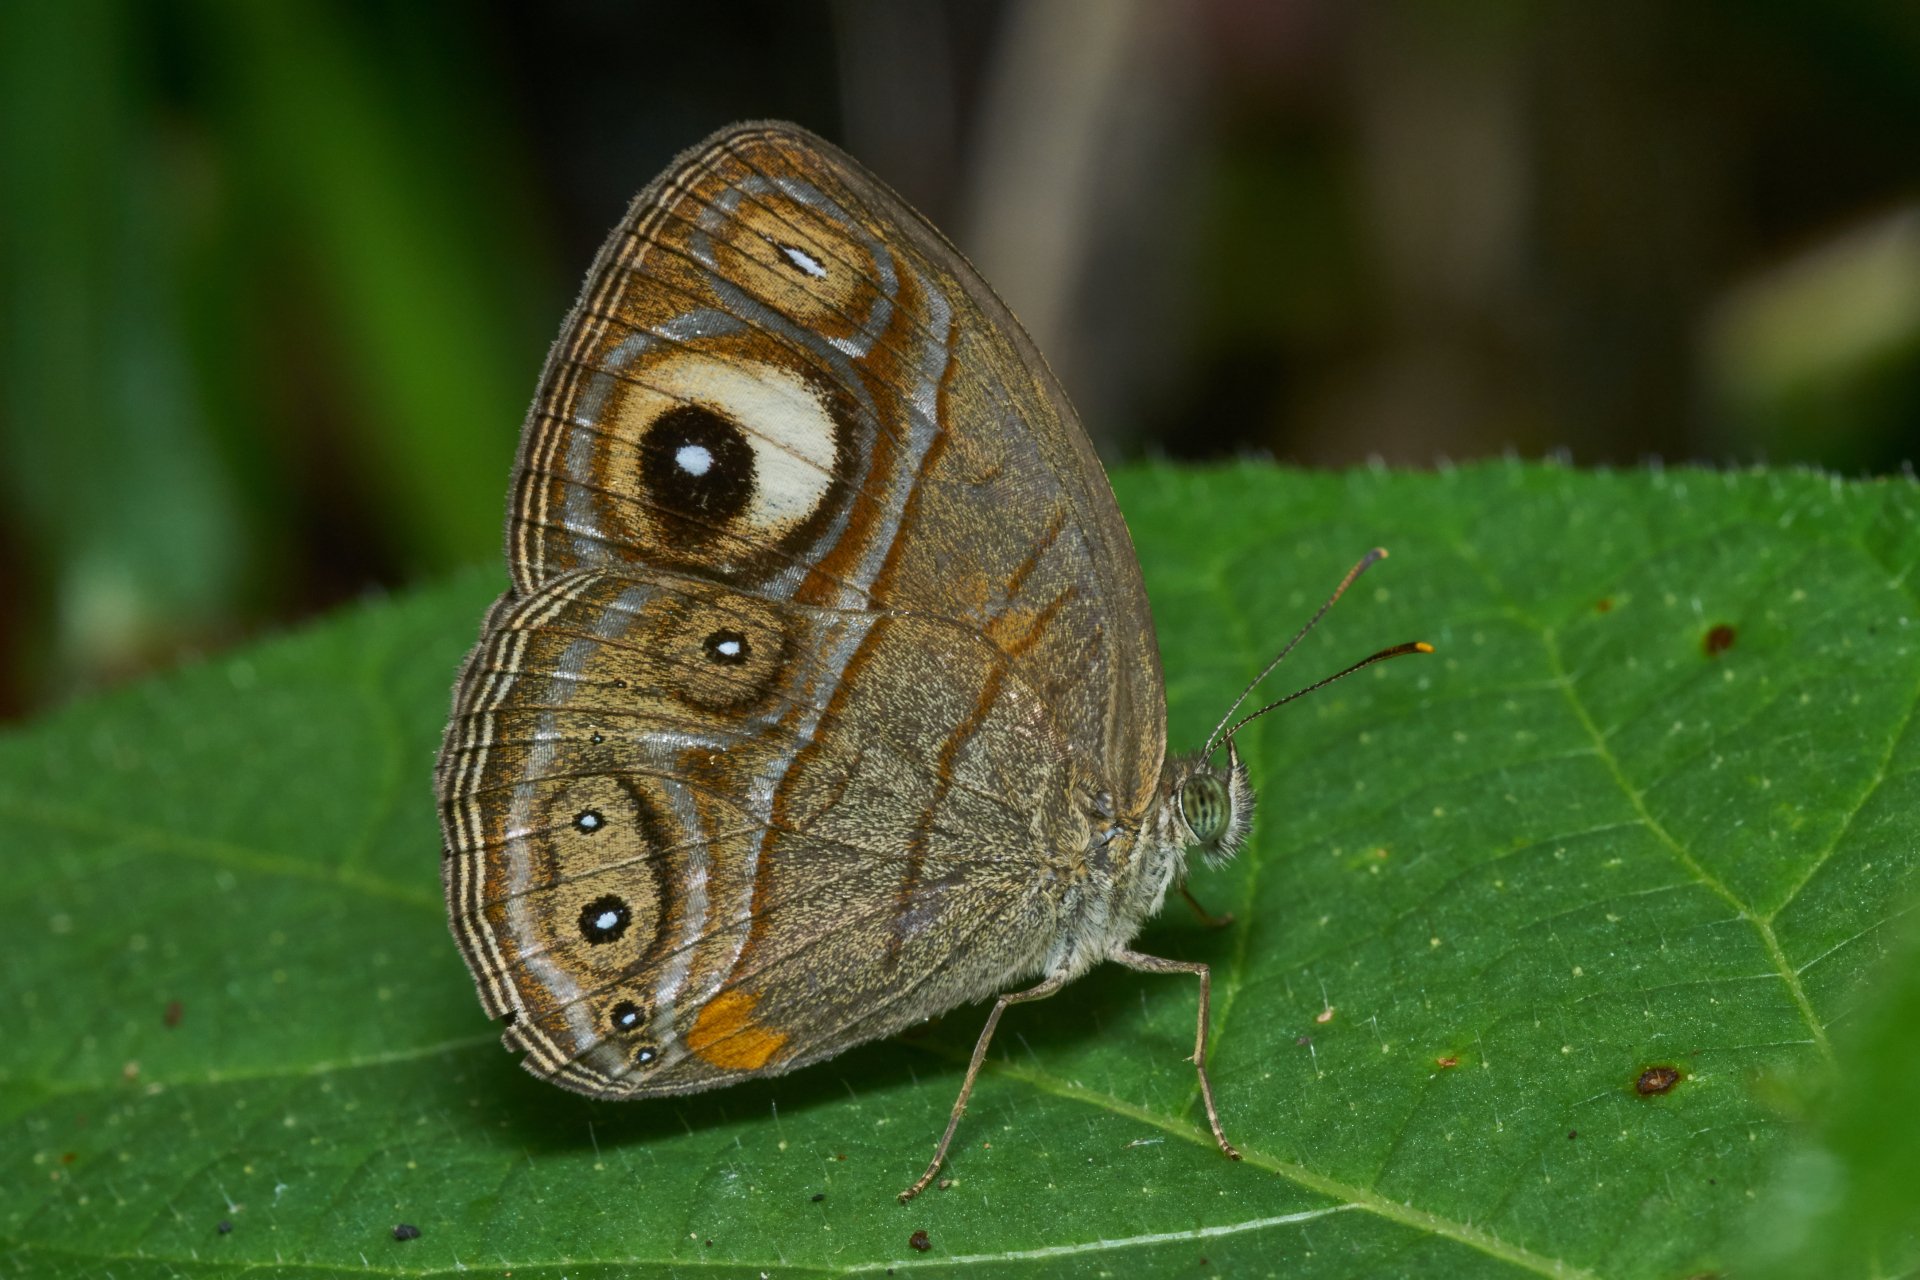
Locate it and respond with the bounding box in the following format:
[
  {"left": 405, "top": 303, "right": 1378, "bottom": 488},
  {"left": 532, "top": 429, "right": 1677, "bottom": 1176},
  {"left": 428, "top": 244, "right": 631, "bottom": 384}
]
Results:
[
  {"left": 1173, "top": 738, "right": 1254, "bottom": 868},
  {"left": 1173, "top": 549, "right": 1433, "bottom": 874}
]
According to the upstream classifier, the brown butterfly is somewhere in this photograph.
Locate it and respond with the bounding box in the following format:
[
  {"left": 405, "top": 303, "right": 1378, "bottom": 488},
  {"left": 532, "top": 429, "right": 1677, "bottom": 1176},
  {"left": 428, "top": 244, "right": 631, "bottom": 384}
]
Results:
[{"left": 436, "top": 121, "right": 1427, "bottom": 1201}]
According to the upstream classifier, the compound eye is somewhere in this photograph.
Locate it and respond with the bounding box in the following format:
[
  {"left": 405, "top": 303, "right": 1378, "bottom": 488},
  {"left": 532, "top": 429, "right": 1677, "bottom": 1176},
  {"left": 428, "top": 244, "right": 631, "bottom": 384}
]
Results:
[{"left": 1180, "top": 774, "right": 1230, "bottom": 847}]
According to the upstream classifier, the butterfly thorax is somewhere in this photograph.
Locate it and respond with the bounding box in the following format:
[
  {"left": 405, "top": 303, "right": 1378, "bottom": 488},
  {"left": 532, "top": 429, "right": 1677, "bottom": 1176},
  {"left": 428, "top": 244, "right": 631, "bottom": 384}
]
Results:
[{"left": 1041, "top": 748, "right": 1254, "bottom": 982}]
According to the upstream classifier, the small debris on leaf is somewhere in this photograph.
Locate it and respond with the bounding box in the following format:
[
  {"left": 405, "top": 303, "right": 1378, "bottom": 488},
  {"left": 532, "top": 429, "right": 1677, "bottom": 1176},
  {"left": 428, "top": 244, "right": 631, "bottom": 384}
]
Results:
[{"left": 1635, "top": 1066, "right": 1683, "bottom": 1096}]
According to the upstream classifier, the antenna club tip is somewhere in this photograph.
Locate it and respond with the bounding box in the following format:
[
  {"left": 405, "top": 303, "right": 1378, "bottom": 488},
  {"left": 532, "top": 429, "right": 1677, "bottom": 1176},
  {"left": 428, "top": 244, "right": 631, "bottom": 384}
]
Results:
[
  {"left": 1414, "top": 641, "right": 1435, "bottom": 654},
  {"left": 1373, "top": 546, "right": 1389, "bottom": 559}
]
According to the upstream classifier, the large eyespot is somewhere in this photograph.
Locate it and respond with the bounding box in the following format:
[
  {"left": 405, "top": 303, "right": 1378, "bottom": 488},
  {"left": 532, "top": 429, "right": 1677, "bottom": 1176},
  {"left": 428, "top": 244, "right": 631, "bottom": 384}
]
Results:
[
  {"left": 603, "top": 354, "right": 845, "bottom": 560},
  {"left": 1179, "top": 774, "right": 1231, "bottom": 848},
  {"left": 639, "top": 404, "right": 755, "bottom": 529}
]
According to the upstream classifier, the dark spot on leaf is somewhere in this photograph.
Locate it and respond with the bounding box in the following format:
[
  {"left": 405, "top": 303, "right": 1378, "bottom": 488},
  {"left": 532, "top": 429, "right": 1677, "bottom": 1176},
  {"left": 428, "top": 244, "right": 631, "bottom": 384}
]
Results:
[
  {"left": 60, "top": 1152, "right": 75, "bottom": 1164},
  {"left": 163, "top": 1000, "right": 183, "bottom": 1028},
  {"left": 835, "top": 1152, "right": 847, "bottom": 1161},
  {"left": 1596, "top": 598, "right": 1612, "bottom": 613},
  {"left": 1568, "top": 1130, "right": 1578, "bottom": 1139},
  {"left": 909, "top": 1229, "right": 932, "bottom": 1252},
  {"left": 217, "top": 1220, "right": 233, "bottom": 1235},
  {"left": 1636, "top": 1065, "right": 1683, "bottom": 1095},
  {"left": 811, "top": 1192, "right": 825, "bottom": 1202},
  {"left": 1436, "top": 1056, "right": 1459, "bottom": 1068},
  {"left": 1703, "top": 624, "right": 1736, "bottom": 658},
  {"left": 392, "top": 1223, "right": 421, "bottom": 1241}
]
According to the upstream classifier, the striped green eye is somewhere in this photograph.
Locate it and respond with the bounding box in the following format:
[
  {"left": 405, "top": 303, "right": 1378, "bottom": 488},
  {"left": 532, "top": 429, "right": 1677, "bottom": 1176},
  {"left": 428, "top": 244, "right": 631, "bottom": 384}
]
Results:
[{"left": 1180, "top": 774, "right": 1230, "bottom": 847}]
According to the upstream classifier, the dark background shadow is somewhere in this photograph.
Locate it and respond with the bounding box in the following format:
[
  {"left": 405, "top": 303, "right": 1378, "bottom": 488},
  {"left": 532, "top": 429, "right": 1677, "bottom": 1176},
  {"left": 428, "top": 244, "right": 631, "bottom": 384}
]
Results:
[{"left": 4, "top": 0, "right": 1918, "bottom": 715}]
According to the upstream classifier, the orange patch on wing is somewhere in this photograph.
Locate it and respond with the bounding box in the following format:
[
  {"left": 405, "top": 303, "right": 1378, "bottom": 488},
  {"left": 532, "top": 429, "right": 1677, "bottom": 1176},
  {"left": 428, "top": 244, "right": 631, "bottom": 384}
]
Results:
[{"left": 687, "top": 990, "right": 789, "bottom": 1070}]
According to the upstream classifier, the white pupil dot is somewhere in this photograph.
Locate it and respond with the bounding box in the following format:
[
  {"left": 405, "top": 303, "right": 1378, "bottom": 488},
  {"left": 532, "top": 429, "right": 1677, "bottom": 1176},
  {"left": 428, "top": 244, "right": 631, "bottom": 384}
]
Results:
[
  {"left": 717, "top": 639, "right": 741, "bottom": 656},
  {"left": 780, "top": 244, "right": 827, "bottom": 278},
  {"left": 595, "top": 911, "right": 619, "bottom": 931},
  {"left": 675, "top": 443, "right": 713, "bottom": 476}
]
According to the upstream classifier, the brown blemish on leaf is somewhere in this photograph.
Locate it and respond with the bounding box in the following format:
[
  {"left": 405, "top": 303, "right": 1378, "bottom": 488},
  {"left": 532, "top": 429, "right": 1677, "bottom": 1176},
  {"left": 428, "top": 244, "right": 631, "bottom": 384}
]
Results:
[
  {"left": 1435, "top": 1056, "right": 1459, "bottom": 1069},
  {"left": 1703, "top": 624, "right": 1736, "bottom": 658},
  {"left": 909, "top": 1229, "right": 932, "bottom": 1252},
  {"left": 1596, "top": 598, "right": 1613, "bottom": 613},
  {"left": 163, "top": 1000, "right": 183, "bottom": 1029},
  {"left": 1635, "top": 1065, "right": 1683, "bottom": 1095},
  {"left": 1567, "top": 1130, "right": 1577, "bottom": 1139}
]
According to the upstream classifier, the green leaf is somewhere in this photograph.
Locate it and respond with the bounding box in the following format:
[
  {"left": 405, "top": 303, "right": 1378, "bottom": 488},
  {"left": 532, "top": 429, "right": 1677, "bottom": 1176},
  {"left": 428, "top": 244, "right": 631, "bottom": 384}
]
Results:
[
  {"left": 1739, "top": 904, "right": 1920, "bottom": 1277},
  {"left": 1, "top": 463, "right": 1915, "bottom": 1278}
]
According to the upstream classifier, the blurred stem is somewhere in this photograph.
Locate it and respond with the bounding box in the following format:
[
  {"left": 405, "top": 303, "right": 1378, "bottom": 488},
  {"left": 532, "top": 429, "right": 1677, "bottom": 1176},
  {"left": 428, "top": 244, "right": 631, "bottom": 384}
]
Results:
[
  {"left": 205, "top": 0, "right": 539, "bottom": 573},
  {"left": 0, "top": 2, "right": 248, "bottom": 698}
]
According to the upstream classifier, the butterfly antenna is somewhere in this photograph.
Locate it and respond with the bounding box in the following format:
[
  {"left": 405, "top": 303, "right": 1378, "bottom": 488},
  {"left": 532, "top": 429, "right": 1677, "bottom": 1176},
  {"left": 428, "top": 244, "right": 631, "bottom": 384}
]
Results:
[
  {"left": 1223, "top": 641, "right": 1433, "bottom": 742},
  {"left": 1203, "top": 547, "right": 1390, "bottom": 756}
]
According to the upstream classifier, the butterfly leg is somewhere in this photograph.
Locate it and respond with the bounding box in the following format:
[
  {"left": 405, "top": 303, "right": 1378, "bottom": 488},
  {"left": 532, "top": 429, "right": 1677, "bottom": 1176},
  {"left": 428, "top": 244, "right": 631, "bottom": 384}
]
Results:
[
  {"left": 1109, "top": 949, "right": 1242, "bottom": 1161},
  {"left": 898, "top": 972, "right": 1069, "bottom": 1203},
  {"left": 1177, "top": 882, "right": 1234, "bottom": 929}
]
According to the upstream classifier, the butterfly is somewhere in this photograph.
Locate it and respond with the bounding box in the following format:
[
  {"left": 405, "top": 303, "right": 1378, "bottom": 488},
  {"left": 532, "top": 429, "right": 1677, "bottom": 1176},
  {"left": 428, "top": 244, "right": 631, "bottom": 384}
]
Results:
[{"left": 436, "top": 120, "right": 1427, "bottom": 1200}]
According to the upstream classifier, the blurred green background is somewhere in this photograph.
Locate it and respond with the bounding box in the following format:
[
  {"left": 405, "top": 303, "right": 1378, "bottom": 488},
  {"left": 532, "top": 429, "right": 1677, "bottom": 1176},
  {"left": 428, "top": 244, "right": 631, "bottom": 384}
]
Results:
[{"left": 2, "top": 0, "right": 1918, "bottom": 719}]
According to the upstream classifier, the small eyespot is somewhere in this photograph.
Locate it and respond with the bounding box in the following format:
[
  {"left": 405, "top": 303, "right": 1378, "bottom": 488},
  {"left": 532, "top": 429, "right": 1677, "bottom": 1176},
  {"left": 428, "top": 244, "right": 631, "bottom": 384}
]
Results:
[
  {"left": 703, "top": 629, "right": 750, "bottom": 665},
  {"left": 777, "top": 243, "right": 828, "bottom": 278},
  {"left": 572, "top": 809, "right": 605, "bottom": 834},
  {"left": 610, "top": 1000, "right": 645, "bottom": 1033},
  {"left": 634, "top": 1045, "right": 658, "bottom": 1066},
  {"left": 578, "top": 894, "right": 631, "bottom": 944}
]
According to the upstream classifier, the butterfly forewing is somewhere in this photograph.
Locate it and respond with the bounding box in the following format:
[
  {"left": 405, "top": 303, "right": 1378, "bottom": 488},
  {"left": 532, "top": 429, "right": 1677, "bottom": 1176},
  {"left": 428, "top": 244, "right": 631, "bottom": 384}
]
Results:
[{"left": 438, "top": 122, "right": 1166, "bottom": 1096}]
